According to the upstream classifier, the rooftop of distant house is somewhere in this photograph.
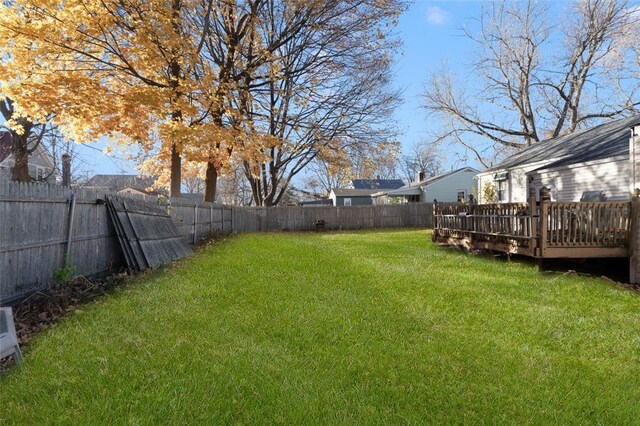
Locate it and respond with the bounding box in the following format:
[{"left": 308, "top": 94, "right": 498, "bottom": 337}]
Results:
[
  {"left": 351, "top": 178, "right": 405, "bottom": 190},
  {"left": 83, "top": 174, "right": 156, "bottom": 191}
]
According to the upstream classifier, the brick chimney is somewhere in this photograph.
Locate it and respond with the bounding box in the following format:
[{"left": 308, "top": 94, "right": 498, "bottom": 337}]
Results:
[
  {"left": 62, "top": 153, "right": 71, "bottom": 186},
  {"left": 418, "top": 171, "right": 425, "bottom": 182}
]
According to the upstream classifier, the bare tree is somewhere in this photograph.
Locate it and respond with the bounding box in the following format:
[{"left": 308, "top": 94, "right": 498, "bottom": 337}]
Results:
[
  {"left": 183, "top": 174, "right": 205, "bottom": 195},
  {"left": 305, "top": 139, "right": 400, "bottom": 195},
  {"left": 217, "top": 162, "right": 254, "bottom": 205},
  {"left": 400, "top": 142, "right": 443, "bottom": 183},
  {"left": 48, "top": 128, "right": 91, "bottom": 185},
  {"left": 424, "top": 0, "right": 640, "bottom": 168},
  {"left": 237, "top": 0, "right": 405, "bottom": 206}
]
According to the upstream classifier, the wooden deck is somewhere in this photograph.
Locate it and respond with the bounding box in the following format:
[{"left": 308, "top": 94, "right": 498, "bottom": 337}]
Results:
[{"left": 433, "top": 189, "right": 636, "bottom": 259}]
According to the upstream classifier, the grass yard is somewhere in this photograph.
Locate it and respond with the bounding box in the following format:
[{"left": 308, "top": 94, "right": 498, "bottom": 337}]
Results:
[{"left": 1, "top": 229, "right": 640, "bottom": 424}]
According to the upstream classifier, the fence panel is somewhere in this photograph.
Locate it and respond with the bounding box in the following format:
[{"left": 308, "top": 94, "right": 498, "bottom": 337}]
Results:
[
  {"left": 0, "top": 183, "right": 234, "bottom": 303},
  {"left": 0, "top": 182, "right": 125, "bottom": 301},
  {"left": 229, "top": 203, "right": 432, "bottom": 232}
]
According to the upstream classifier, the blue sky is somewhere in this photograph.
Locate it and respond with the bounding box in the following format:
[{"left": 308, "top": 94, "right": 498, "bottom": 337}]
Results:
[{"left": 392, "top": 0, "right": 483, "bottom": 169}]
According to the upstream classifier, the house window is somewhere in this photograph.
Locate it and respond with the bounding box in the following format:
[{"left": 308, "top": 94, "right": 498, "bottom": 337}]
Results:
[
  {"left": 343, "top": 197, "right": 352, "bottom": 206},
  {"left": 494, "top": 172, "right": 508, "bottom": 202},
  {"left": 496, "top": 180, "right": 507, "bottom": 202},
  {"left": 457, "top": 191, "right": 466, "bottom": 202}
]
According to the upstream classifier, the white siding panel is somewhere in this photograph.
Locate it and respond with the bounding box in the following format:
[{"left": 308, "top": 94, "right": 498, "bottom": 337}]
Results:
[
  {"left": 423, "top": 170, "right": 477, "bottom": 202},
  {"left": 529, "top": 158, "right": 630, "bottom": 201},
  {"left": 478, "top": 162, "right": 546, "bottom": 203},
  {"left": 509, "top": 168, "right": 528, "bottom": 202}
]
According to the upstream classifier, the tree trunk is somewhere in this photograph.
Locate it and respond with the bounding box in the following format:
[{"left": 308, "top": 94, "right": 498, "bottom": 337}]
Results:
[
  {"left": 170, "top": 144, "right": 181, "bottom": 197},
  {"left": 11, "top": 133, "right": 31, "bottom": 182},
  {"left": 204, "top": 161, "right": 218, "bottom": 203},
  {"left": 168, "top": 0, "right": 182, "bottom": 198}
]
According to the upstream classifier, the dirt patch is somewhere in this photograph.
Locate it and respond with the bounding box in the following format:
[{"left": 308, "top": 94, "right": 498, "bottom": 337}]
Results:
[{"left": 1, "top": 273, "right": 128, "bottom": 372}]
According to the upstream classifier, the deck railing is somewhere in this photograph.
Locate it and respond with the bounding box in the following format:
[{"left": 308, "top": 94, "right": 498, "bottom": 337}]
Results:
[
  {"left": 543, "top": 201, "right": 630, "bottom": 248},
  {"left": 433, "top": 189, "right": 633, "bottom": 258}
]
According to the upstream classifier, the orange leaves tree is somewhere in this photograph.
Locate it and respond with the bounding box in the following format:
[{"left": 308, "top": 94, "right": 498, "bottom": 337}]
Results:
[
  {"left": 0, "top": 0, "right": 405, "bottom": 203},
  {"left": 0, "top": 0, "right": 222, "bottom": 196}
]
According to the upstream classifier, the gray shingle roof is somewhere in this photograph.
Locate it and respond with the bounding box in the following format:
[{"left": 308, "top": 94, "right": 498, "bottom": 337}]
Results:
[
  {"left": 352, "top": 179, "right": 405, "bottom": 190},
  {"left": 84, "top": 174, "right": 155, "bottom": 191},
  {"left": 486, "top": 114, "right": 640, "bottom": 172},
  {"left": 420, "top": 167, "right": 480, "bottom": 186},
  {"left": 371, "top": 167, "right": 479, "bottom": 197}
]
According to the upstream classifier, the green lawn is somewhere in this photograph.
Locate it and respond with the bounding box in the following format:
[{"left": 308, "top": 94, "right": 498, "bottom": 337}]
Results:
[{"left": 2, "top": 229, "right": 640, "bottom": 424}]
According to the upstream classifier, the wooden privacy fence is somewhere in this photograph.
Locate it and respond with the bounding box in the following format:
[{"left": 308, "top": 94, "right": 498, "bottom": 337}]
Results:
[
  {"left": 433, "top": 188, "right": 634, "bottom": 259},
  {"left": 1, "top": 181, "right": 434, "bottom": 303},
  {"left": 231, "top": 203, "right": 433, "bottom": 232},
  {"left": 170, "top": 200, "right": 232, "bottom": 244},
  {"left": 0, "top": 182, "right": 232, "bottom": 303}
]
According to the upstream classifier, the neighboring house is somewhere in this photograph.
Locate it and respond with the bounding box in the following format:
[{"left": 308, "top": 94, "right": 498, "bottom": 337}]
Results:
[
  {"left": 83, "top": 174, "right": 159, "bottom": 196},
  {"left": 476, "top": 114, "right": 640, "bottom": 203},
  {"left": 118, "top": 186, "right": 163, "bottom": 199},
  {"left": 329, "top": 178, "right": 405, "bottom": 206},
  {"left": 329, "top": 188, "right": 380, "bottom": 206},
  {"left": 0, "top": 131, "right": 58, "bottom": 183},
  {"left": 372, "top": 167, "right": 479, "bottom": 204}
]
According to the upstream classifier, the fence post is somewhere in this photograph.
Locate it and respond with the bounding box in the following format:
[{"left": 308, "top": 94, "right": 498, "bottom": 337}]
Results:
[
  {"left": 193, "top": 204, "right": 198, "bottom": 245},
  {"left": 630, "top": 196, "right": 639, "bottom": 284},
  {"left": 64, "top": 192, "right": 77, "bottom": 269},
  {"left": 468, "top": 194, "right": 476, "bottom": 246},
  {"left": 538, "top": 187, "right": 551, "bottom": 267},
  {"left": 432, "top": 199, "right": 438, "bottom": 241}
]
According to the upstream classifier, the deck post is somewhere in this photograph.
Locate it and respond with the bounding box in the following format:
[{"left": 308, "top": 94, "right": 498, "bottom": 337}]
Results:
[
  {"left": 432, "top": 199, "right": 438, "bottom": 241},
  {"left": 631, "top": 125, "right": 640, "bottom": 283},
  {"left": 468, "top": 194, "right": 476, "bottom": 246},
  {"left": 528, "top": 186, "right": 538, "bottom": 255},
  {"left": 538, "top": 187, "right": 551, "bottom": 267}
]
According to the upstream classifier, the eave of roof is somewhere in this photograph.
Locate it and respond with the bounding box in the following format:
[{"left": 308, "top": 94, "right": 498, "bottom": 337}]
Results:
[
  {"left": 384, "top": 187, "right": 422, "bottom": 196},
  {"left": 331, "top": 188, "right": 379, "bottom": 197}
]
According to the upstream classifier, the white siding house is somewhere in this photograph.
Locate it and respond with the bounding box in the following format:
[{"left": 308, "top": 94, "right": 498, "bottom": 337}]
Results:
[
  {"left": 527, "top": 156, "right": 631, "bottom": 202},
  {"left": 423, "top": 167, "right": 479, "bottom": 203},
  {"left": 476, "top": 114, "right": 640, "bottom": 203},
  {"left": 0, "top": 132, "right": 58, "bottom": 183},
  {"left": 372, "top": 167, "right": 479, "bottom": 204}
]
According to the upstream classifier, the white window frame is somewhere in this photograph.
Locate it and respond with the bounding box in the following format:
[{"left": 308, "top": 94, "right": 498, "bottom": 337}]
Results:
[
  {"left": 343, "top": 197, "right": 352, "bottom": 206},
  {"left": 35, "top": 166, "right": 45, "bottom": 181}
]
